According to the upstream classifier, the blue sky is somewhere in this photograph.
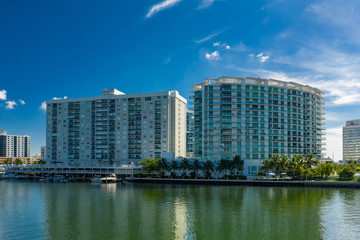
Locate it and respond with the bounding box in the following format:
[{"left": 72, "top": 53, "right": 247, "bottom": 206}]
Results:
[{"left": 1, "top": 0, "right": 359, "bottom": 160}]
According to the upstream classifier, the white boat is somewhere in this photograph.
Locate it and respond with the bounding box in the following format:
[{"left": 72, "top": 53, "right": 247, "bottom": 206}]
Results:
[{"left": 100, "top": 174, "right": 117, "bottom": 183}]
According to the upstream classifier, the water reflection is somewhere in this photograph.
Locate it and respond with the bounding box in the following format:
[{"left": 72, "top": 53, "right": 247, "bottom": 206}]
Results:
[{"left": 1, "top": 182, "right": 360, "bottom": 240}]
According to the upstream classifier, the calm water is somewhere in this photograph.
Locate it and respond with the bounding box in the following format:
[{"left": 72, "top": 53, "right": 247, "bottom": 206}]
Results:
[{"left": 1, "top": 181, "right": 360, "bottom": 240}]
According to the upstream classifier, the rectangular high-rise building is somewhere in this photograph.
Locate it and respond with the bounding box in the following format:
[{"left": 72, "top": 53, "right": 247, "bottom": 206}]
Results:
[
  {"left": 343, "top": 119, "right": 360, "bottom": 161},
  {"left": 190, "top": 77, "right": 325, "bottom": 175},
  {"left": 186, "top": 110, "right": 195, "bottom": 158},
  {"left": 45, "top": 89, "right": 187, "bottom": 165},
  {"left": 0, "top": 130, "right": 31, "bottom": 158}
]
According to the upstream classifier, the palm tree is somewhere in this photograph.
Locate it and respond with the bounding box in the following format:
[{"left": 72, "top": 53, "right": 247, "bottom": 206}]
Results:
[
  {"left": 169, "top": 160, "right": 179, "bottom": 178},
  {"left": 270, "top": 154, "right": 281, "bottom": 176},
  {"left": 203, "top": 160, "right": 215, "bottom": 179},
  {"left": 191, "top": 159, "right": 202, "bottom": 179},
  {"left": 305, "top": 153, "right": 319, "bottom": 169},
  {"left": 157, "top": 158, "right": 169, "bottom": 177},
  {"left": 179, "top": 158, "right": 191, "bottom": 177},
  {"left": 259, "top": 158, "right": 272, "bottom": 175},
  {"left": 278, "top": 155, "right": 289, "bottom": 176},
  {"left": 231, "top": 155, "right": 244, "bottom": 175},
  {"left": 216, "top": 159, "right": 228, "bottom": 177}
]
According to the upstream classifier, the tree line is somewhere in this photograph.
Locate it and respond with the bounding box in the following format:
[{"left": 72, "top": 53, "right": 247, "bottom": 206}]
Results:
[
  {"left": 259, "top": 154, "right": 360, "bottom": 181},
  {"left": 140, "top": 155, "right": 244, "bottom": 179}
]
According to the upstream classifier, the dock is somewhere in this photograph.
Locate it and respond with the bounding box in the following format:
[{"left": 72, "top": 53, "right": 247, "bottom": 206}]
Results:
[{"left": 1, "top": 165, "right": 142, "bottom": 182}]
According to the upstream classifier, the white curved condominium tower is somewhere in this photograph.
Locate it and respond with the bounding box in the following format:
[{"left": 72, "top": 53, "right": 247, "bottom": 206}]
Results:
[{"left": 190, "top": 77, "right": 325, "bottom": 175}]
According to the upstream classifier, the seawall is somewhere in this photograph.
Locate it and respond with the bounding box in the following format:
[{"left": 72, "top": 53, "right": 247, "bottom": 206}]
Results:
[{"left": 130, "top": 178, "right": 360, "bottom": 189}]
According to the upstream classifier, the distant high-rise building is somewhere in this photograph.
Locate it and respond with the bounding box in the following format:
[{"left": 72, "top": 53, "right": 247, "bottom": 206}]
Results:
[
  {"left": 0, "top": 130, "right": 31, "bottom": 158},
  {"left": 41, "top": 146, "right": 46, "bottom": 161},
  {"left": 186, "top": 110, "right": 194, "bottom": 158},
  {"left": 46, "top": 89, "right": 187, "bottom": 165},
  {"left": 190, "top": 77, "right": 325, "bottom": 175},
  {"left": 343, "top": 119, "right": 360, "bottom": 161}
]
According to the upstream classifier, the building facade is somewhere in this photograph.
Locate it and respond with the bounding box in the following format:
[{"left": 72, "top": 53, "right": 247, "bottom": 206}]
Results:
[
  {"left": 186, "top": 110, "right": 195, "bottom": 158},
  {"left": 0, "top": 130, "right": 31, "bottom": 158},
  {"left": 190, "top": 77, "right": 325, "bottom": 175},
  {"left": 343, "top": 119, "right": 360, "bottom": 161},
  {"left": 46, "top": 89, "right": 187, "bottom": 165},
  {"left": 41, "top": 146, "right": 46, "bottom": 161}
]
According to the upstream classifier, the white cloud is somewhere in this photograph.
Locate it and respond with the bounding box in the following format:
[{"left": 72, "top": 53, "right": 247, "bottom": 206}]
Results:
[
  {"left": 52, "top": 96, "right": 67, "bottom": 100},
  {"left": 205, "top": 51, "right": 221, "bottom": 61},
  {"left": 256, "top": 52, "right": 270, "bottom": 62},
  {"left": 5, "top": 101, "right": 17, "bottom": 110},
  {"left": 0, "top": 90, "right": 6, "bottom": 100},
  {"left": 248, "top": 54, "right": 254, "bottom": 58},
  {"left": 19, "top": 99, "right": 25, "bottom": 105},
  {"left": 40, "top": 101, "right": 47, "bottom": 111},
  {"left": 213, "top": 42, "right": 230, "bottom": 49},
  {"left": 146, "top": 0, "right": 182, "bottom": 18},
  {"left": 198, "top": 0, "right": 215, "bottom": 9},
  {"left": 194, "top": 28, "right": 227, "bottom": 43}
]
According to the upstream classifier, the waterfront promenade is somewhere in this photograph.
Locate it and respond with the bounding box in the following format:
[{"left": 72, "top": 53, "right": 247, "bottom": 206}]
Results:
[{"left": 1, "top": 164, "right": 142, "bottom": 181}]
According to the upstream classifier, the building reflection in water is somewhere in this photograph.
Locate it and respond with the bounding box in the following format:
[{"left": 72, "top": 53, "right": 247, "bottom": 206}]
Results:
[{"left": 39, "top": 183, "right": 360, "bottom": 240}]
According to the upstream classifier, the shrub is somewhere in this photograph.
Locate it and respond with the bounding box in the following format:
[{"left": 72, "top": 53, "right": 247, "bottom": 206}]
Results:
[{"left": 338, "top": 166, "right": 355, "bottom": 181}]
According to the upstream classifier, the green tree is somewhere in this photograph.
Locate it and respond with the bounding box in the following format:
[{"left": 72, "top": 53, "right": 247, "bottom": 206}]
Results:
[
  {"left": 216, "top": 159, "right": 231, "bottom": 177},
  {"left": 278, "top": 155, "right": 289, "bottom": 175},
  {"left": 179, "top": 158, "right": 191, "bottom": 177},
  {"left": 4, "top": 158, "right": 12, "bottom": 164},
  {"left": 14, "top": 158, "right": 23, "bottom": 165},
  {"left": 157, "top": 158, "right": 169, "bottom": 177},
  {"left": 259, "top": 158, "right": 273, "bottom": 175},
  {"left": 169, "top": 160, "right": 179, "bottom": 177},
  {"left": 191, "top": 159, "right": 202, "bottom": 179},
  {"left": 231, "top": 155, "right": 244, "bottom": 175},
  {"left": 203, "top": 160, "right": 214, "bottom": 179},
  {"left": 270, "top": 154, "right": 282, "bottom": 176},
  {"left": 305, "top": 153, "right": 319, "bottom": 169},
  {"left": 338, "top": 166, "right": 355, "bottom": 181},
  {"left": 287, "top": 155, "right": 305, "bottom": 179},
  {"left": 140, "top": 158, "right": 159, "bottom": 175},
  {"left": 318, "top": 163, "right": 335, "bottom": 179}
]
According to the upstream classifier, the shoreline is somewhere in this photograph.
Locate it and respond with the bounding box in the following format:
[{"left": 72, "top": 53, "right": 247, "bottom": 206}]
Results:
[{"left": 130, "top": 178, "right": 360, "bottom": 189}]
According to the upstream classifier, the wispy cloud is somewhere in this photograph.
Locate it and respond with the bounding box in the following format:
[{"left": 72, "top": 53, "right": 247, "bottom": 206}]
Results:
[
  {"left": 194, "top": 28, "right": 227, "bottom": 43},
  {"left": 5, "top": 101, "right": 17, "bottom": 110},
  {"left": 0, "top": 90, "right": 6, "bottom": 100},
  {"left": 146, "top": 0, "right": 182, "bottom": 18},
  {"left": 205, "top": 51, "right": 221, "bottom": 61},
  {"left": 198, "top": 0, "right": 215, "bottom": 9},
  {"left": 256, "top": 53, "right": 270, "bottom": 62},
  {"left": 19, "top": 99, "right": 25, "bottom": 105},
  {"left": 40, "top": 101, "right": 47, "bottom": 111}
]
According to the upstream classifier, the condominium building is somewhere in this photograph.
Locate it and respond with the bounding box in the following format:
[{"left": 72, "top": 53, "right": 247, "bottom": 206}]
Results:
[
  {"left": 41, "top": 146, "right": 46, "bottom": 161},
  {"left": 343, "top": 119, "right": 360, "bottom": 161},
  {"left": 45, "top": 89, "right": 187, "bottom": 165},
  {"left": 0, "top": 130, "right": 31, "bottom": 158},
  {"left": 190, "top": 77, "right": 325, "bottom": 175},
  {"left": 186, "top": 110, "right": 195, "bottom": 158}
]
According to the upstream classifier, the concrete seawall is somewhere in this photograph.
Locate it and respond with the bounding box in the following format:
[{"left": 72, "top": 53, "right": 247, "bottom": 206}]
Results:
[{"left": 130, "top": 178, "right": 360, "bottom": 189}]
